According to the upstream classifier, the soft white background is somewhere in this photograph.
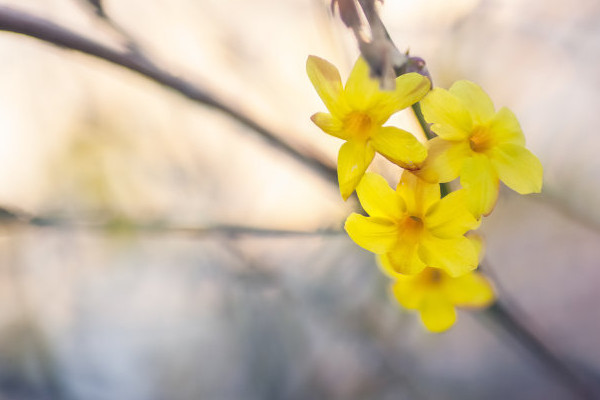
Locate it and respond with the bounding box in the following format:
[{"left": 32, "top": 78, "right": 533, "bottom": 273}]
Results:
[{"left": 0, "top": 0, "right": 598, "bottom": 399}]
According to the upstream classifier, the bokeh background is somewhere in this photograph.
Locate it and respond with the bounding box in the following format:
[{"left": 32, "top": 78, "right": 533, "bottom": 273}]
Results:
[{"left": 0, "top": 0, "right": 599, "bottom": 399}]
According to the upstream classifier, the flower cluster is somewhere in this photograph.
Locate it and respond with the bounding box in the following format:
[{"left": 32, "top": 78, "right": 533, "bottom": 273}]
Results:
[{"left": 307, "top": 55, "right": 543, "bottom": 332}]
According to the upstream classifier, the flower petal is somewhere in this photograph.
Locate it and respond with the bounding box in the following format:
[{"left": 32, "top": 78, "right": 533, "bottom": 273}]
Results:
[
  {"left": 460, "top": 154, "right": 500, "bottom": 218},
  {"left": 415, "top": 137, "right": 471, "bottom": 183},
  {"left": 490, "top": 144, "right": 543, "bottom": 194},
  {"left": 420, "top": 88, "right": 473, "bottom": 140},
  {"left": 466, "top": 232, "right": 485, "bottom": 262},
  {"left": 345, "top": 214, "right": 398, "bottom": 254},
  {"left": 419, "top": 294, "right": 457, "bottom": 332},
  {"left": 393, "top": 73, "right": 432, "bottom": 110},
  {"left": 397, "top": 171, "right": 440, "bottom": 217},
  {"left": 356, "top": 173, "right": 405, "bottom": 220},
  {"left": 337, "top": 140, "right": 376, "bottom": 200},
  {"left": 445, "top": 272, "right": 495, "bottom": 308},
  {"left": 488, "top": 107, "right": 525, "bottom": 146},
  {"left": 425, "top": 189, "right": 480, "bottom": 238},
  {"left": 378, "top": 254, "right": 403, "bottom": 279},
  {"left": 449, "top": 80, "right": 495, "bottom": 124},
  {"left": 310, "top": 112, "right": 348, "bottom": 140},
  {"left": 384, "top": 241, "right": 427, "bottom": 275},
  {"left": 306, "top": 55, "right": 344, "bottom": 116},
  {"left": 373, "top": 73, "right": 431, "bottom": 123},
  {"left": 418, "top": 234, "right": 478, "bottom": 277},
  {"left": 344, "top": 57, "right": 380, "bottom": 110},
  {"left": 371, "top": 127, "right": 427, "bottom": 169},
  {"left": 390, "top": 278, "right": 425, "bottom": 310}
]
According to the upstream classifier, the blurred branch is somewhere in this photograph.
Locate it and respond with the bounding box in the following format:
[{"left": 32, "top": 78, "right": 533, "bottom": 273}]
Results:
[
  {"left": 0, "top": 5, "right": 337, "bottom": 185},
  {"left": 413, "top": 98, "right": 597, "bottom": 400},
  {"left": 480, "top": 302, "right": 596, "bottom": 400},
  {"left": 478, "top": 260, "right": 597, "bottom": 399},
  {"left": 0, "top": 206, "right": 344, "bottom": 238},
  {"left": 79, "top": 0, "right": 106, "bottom": 19},
  {"left": 73, "top": 0, "right": 159, "bottom": 67},
  {"left": 331, "top": 0, "right": 408, "bottom": 89}
]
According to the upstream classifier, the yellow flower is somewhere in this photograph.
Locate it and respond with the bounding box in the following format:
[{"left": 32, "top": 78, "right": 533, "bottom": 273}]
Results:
[
  {"left": 344, "top": 171, "right": 480, "bottom": 277},
  {"left": 417, "top": 80, "right": 543, "bottom": 218},
  {"left": 390, "top": 267, "right": 495, "bottom": 332},
  {"left": 307, "top": 55, "right": 431, "bottom": 200}
]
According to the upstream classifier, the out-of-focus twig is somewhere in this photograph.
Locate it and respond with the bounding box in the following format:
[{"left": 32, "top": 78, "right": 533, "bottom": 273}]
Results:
[
  {"left": 79, "top": 0, "right": 106, "bottom": 18},
  {"left": 331, "top": 0, "right": 407, "bottom": 89},
  {"left": 0, "top": 5, "right": 337, "bottom": 185},
  {"left": 74, "top": 0, "right": 157, "bottom": 66},
  {"left": 480, "top": 302, "right": 596, "bottom": 400},
  {"left": 413, "top": 94, "right": 597, "bottom": 400},
  {"left": 0, "top": 206, "right": 344, "bottom": 238}
]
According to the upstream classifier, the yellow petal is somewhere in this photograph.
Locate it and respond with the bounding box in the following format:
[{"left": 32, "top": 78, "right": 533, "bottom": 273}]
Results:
[
  {"left": 373, "top": 73, "right": 431, "bottom": 123},
  {"left": 310, "top": 112, "right": 348, "bottom": 140},
  {"left": 419, "top": 294, "right": 457, "bottom": 332},
  {"left": 385, "top": 241, "right": 427, "bottom": 275},
  {"left": 445, "top": 272, "right": 495, "bottom": 308},
  {"left": 306, "top": 55, "right": 344, "bottom": 116},
  {"left": 397, "top": 171, "right": 440, "bottom": 217},
  {"left": 449, "top": 80, "right": 495, "bottom": 124},
  {"left": 466, "top": 232, "right": 485, "bottom": 262},
  {"left": 460, "top": 154, "right": 499, "bottom": 218},
  {"left": 490, "top": 144, "right": 543, "bottom": 194},
  {"left": 378, "top": 254, "right": 403, "bottom": 279},
  {"left": 337, "top": 140, "right": 376, "bottom": 200},
  {"left": 390, "top": 278, "right": 426, "bottom": 310},
  {"left": 420, "top": 88, "right": 473, "bottom": 140},
  {"left": 425, "top": 189, "right": 480, "bottom": 238},
  {"left": 488, "top": 107, "right": 525, "bottom": 146},
  {"left": 393, "top": 73, "right": 432, "bottom": 110},
  {"left": 418, "top": 234, "right": 478, "bottom": 277},
  {"left": 344, "top": 57, "right": 380, "bottom": 110},
  {"left": 371, "top": 127, "right": 427, "bottom": 169},
  {"left": 356, "top": 173, "right": 405, "bottom": 220},
  {"left": 415, "top": 137, "right": 471, "bottom": 183},
  {"left": 344, "top": 214, "right": 398, "bottom": 254}
]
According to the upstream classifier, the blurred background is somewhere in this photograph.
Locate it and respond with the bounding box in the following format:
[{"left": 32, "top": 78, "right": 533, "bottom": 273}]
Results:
[{"left": 0, "top": 0, "right": 598, "bottom": 399}]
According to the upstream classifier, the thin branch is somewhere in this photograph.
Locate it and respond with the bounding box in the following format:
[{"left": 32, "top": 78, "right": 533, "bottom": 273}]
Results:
[
  {"left": 477, "top": 260, "right": 598, "bottom": 400},
  {"left": 411, "top": 102, "right": 596, "bottom": 400},
  {"left": 0, "top": 5, "right": 337, "bottom": 185},
  {"left": 74, "top": 0, "right": 158, "bottom": 67},
  {"left": 331, "top": 0, "right": 408, "bottom": 89},
  {"left": 411, "top": 103, "right": 451, "bottom": 198},
  {"left": 480, "top": 302, "right": 596, "bottom": 400},
  {"left": 0, "top": 206, "right": 344, "bottom": 238}
]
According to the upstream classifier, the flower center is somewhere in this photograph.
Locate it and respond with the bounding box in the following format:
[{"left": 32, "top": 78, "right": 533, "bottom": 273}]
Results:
[
  {"left": 469, "top": 126, "right": 493, "bottom": 153},
  {"left": 409, "top": 215, "right": 422, "bottom": 224},
  {"left": 399, "top": 215, "right": 424, "bottom": 242},
  {"left": 421, "top": 267, "right": 444, "bottom": 287},
  {"left": 345, "top": 111, "right": 373, "bottom": 140}
]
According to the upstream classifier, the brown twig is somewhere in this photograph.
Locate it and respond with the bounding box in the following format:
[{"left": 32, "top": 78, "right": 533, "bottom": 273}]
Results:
[
  {"left": 412, "top": 92, "right": 596, "bottom": 400},
  {"left": 0, "top": 5, "right": 338, "bottom": 185},
  {"left": 0, "top": 205, "right": 344, "bottom": 238}
]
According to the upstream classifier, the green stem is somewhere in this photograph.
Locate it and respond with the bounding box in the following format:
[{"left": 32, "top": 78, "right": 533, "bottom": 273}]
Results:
[
  {"left": 411, "top": 102, "right": 450, "bottom": 198},
  {"left": 411, "top": 103, "right": 432, "bottom": 141}
]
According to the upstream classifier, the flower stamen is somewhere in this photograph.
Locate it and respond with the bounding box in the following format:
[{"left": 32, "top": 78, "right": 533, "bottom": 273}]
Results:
[
  {"left": 469, "top": 126, "right": 493, "bottom": 153},
  {"left": 344, "top": 111, "right": 373, "bottom": 140},
  {"left": 401, "top": 215, "right": 424, "bottom": 241},
  {"left": 423, "top": 267, "right": 442, "bottom": 284}
]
